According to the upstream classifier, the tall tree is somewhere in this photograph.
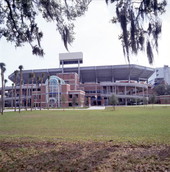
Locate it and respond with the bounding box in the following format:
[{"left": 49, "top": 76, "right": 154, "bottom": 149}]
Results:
[
  {"left": 154, "top": 84, "right": 166, "bottom": 96},
  {"left": 106, "top": 0, "right": 167, "bottom": 64},
  {"left": 14, "top": 70, "right": 19, "bottom": 112},
  {"left": 109, "top": 94, "right": 118, "bottom": 111},
  {"left": 0, "top": 0, "right": 91, "bottom": 56},
  {"left": 25, "top": 77, "right": 29, "bottom": 111},
  {"left": 11, "top": 83, "right": 14, "bottom": 108},
  {"left": 61, "top": 95, "right": 66, "bottom": 111},
  {"left": 18, "top": 65, "right": 23, "bottom": 113},
  {"left": 4, "top": 79, "right": 7, "bottom": 109},
  {"left": 149, "top": 94, "right": 157, "bottom": 108},
  {"left": 0, "top": 63, "right": 6, "bottom": 115},
  {"left": 72, "top": 95, "right": 78, "bottom": 108}
]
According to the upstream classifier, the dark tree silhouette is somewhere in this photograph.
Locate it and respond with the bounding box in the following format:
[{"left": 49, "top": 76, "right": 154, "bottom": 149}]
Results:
[
  {"left": 109, "top": 94, "right": 118, "bottom": 110},
  {"left": 0, "top": 0, "right": 91, "bottom": 56},
  {"left": 154, "top": 84, "right": 170, "bottom": 95},
  {"left": 0, "top": 63, "right": 6, "bottom": 115},
  {"left": 14, "top": 70, "right": 19, "bottom": 112},
  {"left": 18, "top": 65, "right": 23, "bottom": 113},
  {"left": 0, "top": 0, "right": 167, "bottom": 63},
  {"left": 106, "top": 0, "right": 167, "bottom": 64}
]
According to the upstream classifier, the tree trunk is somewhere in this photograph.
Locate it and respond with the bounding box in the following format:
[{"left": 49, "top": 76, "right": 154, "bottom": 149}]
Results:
[
  {"left": 19, "top": 72, "right": 22, "bottom": 113},
  {"left": 48, "top": 80, "right": 50, "bottom": 110},
  {"left": 11, "top": 84, "right": 14, "bottom": 109},
  {"left": 1, "top": 73, "right": 4, "bottom": 115},
  {"left": 14, "top": 83, "right": 17, "bottom": 112},
  {"left": 26, "top": 83, "right": 28, "bottom": 111}
]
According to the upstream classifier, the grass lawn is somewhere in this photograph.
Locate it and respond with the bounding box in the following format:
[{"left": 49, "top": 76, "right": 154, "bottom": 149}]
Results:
[
  {"left": 0, "top": 106, "right": 170, "bottom": 144},
  {"left": 0, "top": 106, "right": 170, "bottom": 171}
]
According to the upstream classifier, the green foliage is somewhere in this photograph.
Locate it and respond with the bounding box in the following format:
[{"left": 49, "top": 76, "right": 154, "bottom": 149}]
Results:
[
  {"left": 154, "top": 84, "right": 170, "bottom": 95},
  {"left": 106, "top": 0, "right": 167, "bottom": 64},
  {"left": 0, "top": 63, "right": 6, "bottom": 115},
  {"left": 109, "top": 94, "right": 118, "bottom": 110},
  {"left": 143, "top": 97, "right": 148, "bottom": 105},
  {"left": 109, "top": 94, "right": 118, "bottom": 105},
  {"left": 0, "top": 0, "right": 167, "bottom": 63},
  {"left": 149, "top": 94, "right": 157, "bottom": 104},
  {"left": 72, "top": 95, "right": 78, "bottom": 107},
  {"left": 0, "top": 0, "right": 91, "bottom": 55}
]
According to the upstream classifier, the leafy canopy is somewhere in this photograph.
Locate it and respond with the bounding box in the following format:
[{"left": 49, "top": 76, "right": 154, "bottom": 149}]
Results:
[
  {"left": 154, "top": 84, "right": 170, "bottom": 95},
  {"left": 0, "top": 0, "right": 167, "bottom": 64},
  {"left": 0, "top": 0, "right": 91, "bottom": 56},
  {"left": 106, "top": 0, "right": 167, "bottom": 64}
]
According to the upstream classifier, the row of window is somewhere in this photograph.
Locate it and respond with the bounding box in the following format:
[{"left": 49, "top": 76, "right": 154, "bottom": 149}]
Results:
[{"left": 85, "top": 90, "right": 101, "bottom": 94}]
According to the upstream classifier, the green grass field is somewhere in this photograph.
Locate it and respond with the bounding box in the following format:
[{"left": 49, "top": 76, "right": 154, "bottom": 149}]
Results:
[
  {"left": 0, "top": 107, "right": 170, "bottom": 171},
  {"left": 0, "top": 106, "right": 170, "bottom": 144}
]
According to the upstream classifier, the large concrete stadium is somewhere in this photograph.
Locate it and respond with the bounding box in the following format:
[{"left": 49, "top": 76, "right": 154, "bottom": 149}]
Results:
[{"left": 3, "top": 52, "right": 154, "bottom": 108}]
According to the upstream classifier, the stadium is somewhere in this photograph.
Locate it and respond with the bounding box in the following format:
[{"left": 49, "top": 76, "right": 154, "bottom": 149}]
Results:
[{"left": 4, "top": 52, "right": 154, "bottom": 108}]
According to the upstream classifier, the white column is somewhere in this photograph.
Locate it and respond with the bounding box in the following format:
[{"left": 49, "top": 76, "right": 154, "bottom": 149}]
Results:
[{"left": 62, "top": 61, "right": 64, "bottom": 73}]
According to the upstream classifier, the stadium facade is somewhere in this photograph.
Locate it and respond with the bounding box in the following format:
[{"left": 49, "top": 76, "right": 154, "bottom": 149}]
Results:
[
  {"left": 149, "top": 65, "right": 170, "bottom": 86},
  {"left": 3, "top": 52, "right": 154, "bottom": 108}
]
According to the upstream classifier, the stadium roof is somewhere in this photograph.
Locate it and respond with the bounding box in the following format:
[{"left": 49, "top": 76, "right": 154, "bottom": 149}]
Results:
[
  {"left": 8, "top": 64, "right": 154, "bottom": 84},
  {"left": 59, "top": 52, "right": 83, "bottom": 65}
]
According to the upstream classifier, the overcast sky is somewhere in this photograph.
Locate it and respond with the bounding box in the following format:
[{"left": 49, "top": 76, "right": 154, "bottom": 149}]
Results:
[{"left": 0, "top": 1, "right": 170, "bottom": 86}]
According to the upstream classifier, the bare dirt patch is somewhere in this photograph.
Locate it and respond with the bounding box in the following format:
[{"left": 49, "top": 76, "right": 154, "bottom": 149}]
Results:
[{"left": 0, "top": 140, "right": 169, "bottom": 172}]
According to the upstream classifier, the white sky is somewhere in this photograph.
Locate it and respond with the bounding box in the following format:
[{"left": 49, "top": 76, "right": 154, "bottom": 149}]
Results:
[{"left": 0, "top": 1, "right": 170, "bottom": 86}]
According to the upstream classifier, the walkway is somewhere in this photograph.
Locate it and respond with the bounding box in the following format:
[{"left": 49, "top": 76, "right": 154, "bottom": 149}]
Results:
[{"left": 87, "top": 106, "right": 105, "bottom": 110}]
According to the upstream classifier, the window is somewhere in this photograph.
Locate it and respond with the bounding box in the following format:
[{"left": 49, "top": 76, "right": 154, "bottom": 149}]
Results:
[{"left": 69, "top": 94, "right": 72, "bottom": 98}]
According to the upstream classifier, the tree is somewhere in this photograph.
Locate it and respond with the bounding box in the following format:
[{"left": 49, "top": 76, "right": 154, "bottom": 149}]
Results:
[
  {"left": 0, "top": 63, "right": 6, "bottom": 115},
  {"left": 143, "top": 97, "right": 148, "bottom": 106},
  {"left": 166, "top": 86, "right": 170, "bottom": 95},
  {"left": 11, "top": 83, "right": 14, "bottom": 108},
  {"left": 61, "top": 95, "right": 66, "bottom": 111},
  {"left": 0, "top": 1, "right": 166, "bottom": 64},
  {"left": 18, "top": 65, "right": 23, "bottom": 113},
  {"left": 72, "top": 95, "right": 78, "bottom": 108},
  {"left": 106, "top": 0, "right": 167, "bottom": 64},
  {"left": 154, "top": 84, "right": 166, "bottom": 96},
  {"left": 0, "top": 0, "right": 91, "bottom": 56},
  {"left": 14, "top": 70, "right": 19, "bottom": 112},
  {"left": 25, "top": 77, "right": 29, "bottom": 111},
  {"left": 4, "top": 79, "right": 7, "bottom": 108},
  {"left": 109, "top": 94, "right": 118, "bottom": 110},
  {"left": 149, "top": 94, "right": 157, "bottom": 108},
  {"left": 154, "top": 84, "right": 170, "bottom": 96}
]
